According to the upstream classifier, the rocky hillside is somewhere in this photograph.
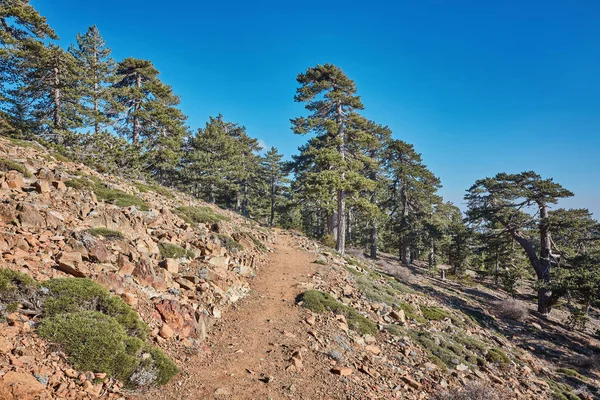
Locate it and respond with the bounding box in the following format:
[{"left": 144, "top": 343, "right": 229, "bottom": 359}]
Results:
[
  {"left": 0, "top": 137, "right": 598, "bottom": 400},
  {"left": 0, "top": 137, "right": 272, "bottom": 399}
]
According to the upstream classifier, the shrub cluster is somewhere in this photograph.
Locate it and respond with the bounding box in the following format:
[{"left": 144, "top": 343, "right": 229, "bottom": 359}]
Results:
[
  {"left": 173, "top": 206, "right": 229, "bottom": 225},
  {"left": 0, "top": 270, "right": 178, "bottom": 387},
  {"left": 299, "top": 290, "right": 377, "bottom": 335}
]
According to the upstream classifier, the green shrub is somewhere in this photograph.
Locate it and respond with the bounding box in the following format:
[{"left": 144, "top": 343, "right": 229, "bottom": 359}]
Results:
[
  {"left": 65, "top": 177, "right": 94, "bottom": 190},
  {"left": 94, "top": 185, "right": 149, "bottom": 210},
  {"left": 409, "top": 330, "right": 480, "bottom": 368},
  {"left": 66, "top": 178, "right": 149, "bottom": 210},
  {"left": 486, "top": 348, "right": 510, "bottom": 365},
  {"left": 0, "top": 268, "right": 37, "bottom": 293},
  {"left": 214, "top": 234, "right": 243, "bottom": 253},
  {"left": 173, "top": 206, "right": 229, "bottom": 225},
  {"left": 158, "top": 242, "right": 195, "bottom": 259},
  {"left": 420, "top": 305, "right": 450, "bottom": 321},
  {"left": 299, "top": 290, "right": 377, "bottom": 335},
  {"left": 356, "top": 276, "right": 397, "bottom": 304},
  {"left": 38, "top": 311, "right": 142, "bottom": 382},
  {"left": 138, "top": 344, "right": 179, "bottom": 386},
  {"left": 42, "top": 278, "right": 148, "bottom": 339},
  {"left": 134, "top": 182, "right": 174, "bottom": 199},
  {"left": 0, "top": 157, "right": 31, "bottom": 177},
  {"left": 86, "top": 227, "right": 124, "bottom": 240}
]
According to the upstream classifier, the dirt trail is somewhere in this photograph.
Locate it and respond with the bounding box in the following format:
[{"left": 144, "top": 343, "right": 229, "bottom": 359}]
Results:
[{"left": 139, "top": 231, "right": 338, "bottom": 400}]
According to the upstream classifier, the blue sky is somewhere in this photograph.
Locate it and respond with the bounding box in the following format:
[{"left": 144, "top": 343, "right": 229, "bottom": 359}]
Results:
[{"left": 33, "top": 0, "right": 600, "bottom": 216}]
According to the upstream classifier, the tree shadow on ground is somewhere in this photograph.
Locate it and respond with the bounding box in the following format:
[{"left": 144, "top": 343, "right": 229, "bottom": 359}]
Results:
[{"left": 353, "top": 248, "right": 600, "bottom": 388}]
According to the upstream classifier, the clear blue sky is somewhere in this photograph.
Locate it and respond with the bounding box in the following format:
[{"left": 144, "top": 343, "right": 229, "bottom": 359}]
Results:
[{"left": 33, "top": 0, "right": 600, "bottom": 216}]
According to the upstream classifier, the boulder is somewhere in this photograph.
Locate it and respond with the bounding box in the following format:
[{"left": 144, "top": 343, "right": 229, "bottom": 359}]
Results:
[
  {"left": 4, "top": 171, "right": 24, "bottom": 190},
  {"left": 0, "top": 371, "right": 46, "bottom": 400},
  {"left": 56, "top": 252, "right": 87, "bottom": 277}
]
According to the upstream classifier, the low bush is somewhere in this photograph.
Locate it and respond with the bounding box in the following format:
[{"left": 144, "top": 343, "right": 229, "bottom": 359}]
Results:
[
  {"left": 134, "top": 182, "right": 174, "bottom": 199},
  {"left": 159, "top": 242, "right": 195, "bottom": 259},
  {"left": 173, "top": 206, "right": 229, "bottom": 225},
  {"left": 65, "top": 177, "right": 149, "bottom": 210},
  {"left": 494, "top": 300, "right": 528, "bottom": 321},
  {"left": 485, "top": 348, "right": 510, "bottom": 366},
  {"left": 0, "top": 157, "right": 31, "bottom": 177},
  {"left": 420, "top": 305, "right": 450, "bottom": 321},
  {"left": 42, "top": 278, "right": 149, "bottom": 339},
  {"left": 299, "top": 290, "right": 377, "bottom": 335},
  {"left": 86, "top": 227, "right": 124, "bottom": 240},
  {"left": 214, "top": 233, "right": 244, "bottom": 253},
  {"left": 38, "top": 311, "right": 143, "bottom": 381},
  {"left": 0, "top": 270, "right": 178, "bottom": 387}
]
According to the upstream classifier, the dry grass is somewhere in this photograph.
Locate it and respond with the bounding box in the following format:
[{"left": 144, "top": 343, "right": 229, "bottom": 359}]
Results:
[{"left": 494, "top": 299, "right": 528, "bottom": 321}]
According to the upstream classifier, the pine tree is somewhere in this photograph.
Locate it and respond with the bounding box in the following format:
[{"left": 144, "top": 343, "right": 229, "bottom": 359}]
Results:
[
  {"left": 7, "top": 42, "right": 82, "bottom": 138},
  {"left": 261, "top": 147, "right": 287, "bottom": 227},
  {"left": 384, "top": 139, "right": 441, "bottom": 264},
  {"left": 182, "top": 115, "right": 239, "bottom": 203},
  {"left": 465, "top": 171, "right": 574, "bottom": 314},
  {"left": 112, "top": 57, "right": 159, "bottom": 144},
  {"left": 0, "top": 0, "right": 57, "bottom": 134},
  {"left": 292, "top": 64, "right": 374, "bottom": 255},
  {"left": 69, "top": 25, "right": 114, "bottom": 135},
  {"left": 0, "top": 0, "right": 56, "bottom": 46}
]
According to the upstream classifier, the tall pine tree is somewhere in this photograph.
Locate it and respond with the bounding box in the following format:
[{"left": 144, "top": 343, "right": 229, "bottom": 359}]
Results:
[
  {"left": 69, "top": 25, "right": 114, "bottom": 135},
  {"left": 291, "top": 64, "right": 372, "bottom": 255}
]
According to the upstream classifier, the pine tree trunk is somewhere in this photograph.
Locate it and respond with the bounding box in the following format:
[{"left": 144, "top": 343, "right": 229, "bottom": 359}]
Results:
[
  {"left": 53, "top": 67, "right": 61, "bottom": 130},
  {"left": 347, "top": 208, "right": 352, "bottom": 244},
  {"left": 132, "top": 74, "right": 142, "bottom": 143},
  {"left": 269, "top": 178, "right": 275, "bottom": 227},
  {"left": 337, "top": 189, "right": 346, "bottom": 255},
  {"left": 93, "top": 48, "right": 100, "bottom": 135},
  {"left": 335, "top": 101, "right": 346, "bottom": 255},
  {"left": 400, "top": 186, "right": 408, "bottom": 265},
  {"left": 370, "top": 223, "right": 377, "bottom": 259}
]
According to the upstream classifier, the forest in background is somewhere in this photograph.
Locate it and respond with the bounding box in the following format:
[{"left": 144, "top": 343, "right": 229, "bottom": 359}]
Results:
[{"left": 1, "top": 1, "right": 599, "bottom": 325}]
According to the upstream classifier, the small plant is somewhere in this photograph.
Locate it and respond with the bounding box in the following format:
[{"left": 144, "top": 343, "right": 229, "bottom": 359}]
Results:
[
  {"left": 569, "top": 353, "right": 600, "bottom": 371},
  {"left": 433, "top": 381, "right": 509, "bottom": 400},
  {"left": 494, "top": 299, "right": 528, "bottom": 321},
  {"left": 485, "top": 348, "right": 510, "bottom": 366},
  {"left": 320, "top": 234, "right": 336, "bottom": 248},
  {"left": 214, "top": 234, "right": 243, "bottom": 253},
  {"left": 566, "top": 310, "right": 589, "bottom": 331},
  {"left": 0, "top": 271, "right": 178, "bottom": 387},
  {"left": 173, "top": 206, "right": 229, "bottom": 225},
  {"left": 158, "top": 242, "right": 195, "bottom": 259},
  {"left": 86, "top": 227, "right": 124, "bottom": 240},
  {"left": 299, "top": 290, "right": 377, "bottom": 335},
  {"left": 42, "top": 278, "right": 149, "bottom": 339},
  {"left": 420, "top": 305, "right": 450, "bottom": 321},
  {"left": 66, "top": 177, "right": 149, "bottom": 210},
  {"left": 0, "top": 157, "right": 31, "bottom": 177},
  {"left": 38, "top": 311, "right": 144, "bottom": 381},
  {"left": 134, "top": 182, "right": 174, "bottom": 199}
]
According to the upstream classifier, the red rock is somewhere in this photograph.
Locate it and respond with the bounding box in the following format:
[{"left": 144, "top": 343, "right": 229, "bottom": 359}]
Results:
[
  {"left": 331, "top": 367, "right": 353, "bottom": 376},
  {"left": 52, "top": 180, "right": 67, "bottom": 191},
  {"left": 160, "top": 258, "right": 179, "bottom": 274},
  {"left": 401, "top": 376, "right": 422, "bottom": 390},
  {"left": 159, "top": 324, "right": 174, "bottom": 339},
  {"left": 56, "top": 252, "right": 87, "bottom": 277},
  {"left": 4, "top": 171, "right": 24, "bottom": 190},
  {"left": 0, "top": 371, "right": 46, "bottom": 399},
  {"left": 365, "top": 345, "right": 381, "bottom": 355},
  {"left": 33, "top": 180, "right": 50, "bottom": 193}
]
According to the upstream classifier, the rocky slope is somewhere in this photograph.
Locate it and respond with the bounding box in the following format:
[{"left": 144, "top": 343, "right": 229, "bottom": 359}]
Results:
[
  {"left": 0, "top": 137, "right": 597, "bottom": 400},
  {"left": 0, "top": 137, "right": 272, "bottom": 399}
]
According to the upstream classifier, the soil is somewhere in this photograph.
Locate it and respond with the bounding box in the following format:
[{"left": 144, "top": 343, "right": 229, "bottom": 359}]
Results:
[{"left": 137, "top": 231, "right": 344, "bottom": 400}]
